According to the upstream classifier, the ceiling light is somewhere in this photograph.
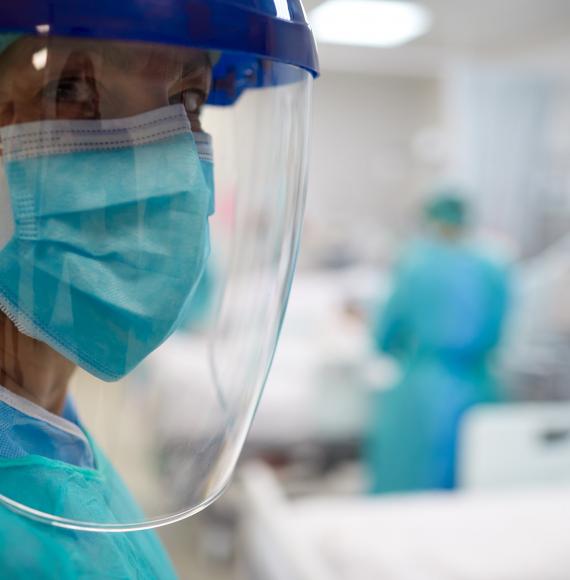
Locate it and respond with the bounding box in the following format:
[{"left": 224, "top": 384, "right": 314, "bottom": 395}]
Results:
[{"left": 310, "top": 0, "right": 432, "bottom": 48}]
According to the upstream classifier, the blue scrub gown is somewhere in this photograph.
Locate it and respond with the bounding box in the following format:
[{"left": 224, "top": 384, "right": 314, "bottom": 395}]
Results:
[
  {"left": 0, "top": 387, "right": 177, "bottom": 579},
  {"left": 366, "top": 238, "right": 509, "bottom": 493}
]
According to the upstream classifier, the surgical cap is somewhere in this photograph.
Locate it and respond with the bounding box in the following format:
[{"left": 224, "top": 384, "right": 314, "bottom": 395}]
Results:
[{"left": 424, "top": 191, "right": 468, "bottom": 228}]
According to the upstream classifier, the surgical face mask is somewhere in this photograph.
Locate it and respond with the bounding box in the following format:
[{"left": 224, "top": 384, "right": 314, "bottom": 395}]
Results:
[
  {"left": 0, "top": 104, "right": 213, "bottom": 381},
  {"left": 0, "top": 165, "right": 14, "bottom": 252}
]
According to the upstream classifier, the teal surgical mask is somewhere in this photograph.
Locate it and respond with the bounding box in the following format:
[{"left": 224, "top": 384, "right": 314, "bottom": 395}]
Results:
[{"left": 0, "top": 105, "right": 213, "bottom": 381}]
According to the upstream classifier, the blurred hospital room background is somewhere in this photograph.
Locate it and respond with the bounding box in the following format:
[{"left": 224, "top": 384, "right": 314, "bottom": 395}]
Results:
[{"left": 74, "top": 0, "right": 570, "bottom": 578}]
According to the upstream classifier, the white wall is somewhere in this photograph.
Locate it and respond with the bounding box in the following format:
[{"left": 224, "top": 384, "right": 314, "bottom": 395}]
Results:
[
  {"left": 445, "top": 64, "right": 570, "bottom": 258},
  {"left": 301, "top": 70, "right": 442, "bottom": 267}
]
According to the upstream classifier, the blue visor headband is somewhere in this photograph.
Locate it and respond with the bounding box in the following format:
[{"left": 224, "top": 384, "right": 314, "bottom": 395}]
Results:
[{"left": 0, "top": 0, "right": 319, "bottom": 105}]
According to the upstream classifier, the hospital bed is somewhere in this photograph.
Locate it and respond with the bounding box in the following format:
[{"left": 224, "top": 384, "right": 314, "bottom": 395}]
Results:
[
  {"left": 238, "top": 463, "right": 570, "bottom": 580},
  {"left": 238, "top": 403, "right": 570, "bottom": 580}
]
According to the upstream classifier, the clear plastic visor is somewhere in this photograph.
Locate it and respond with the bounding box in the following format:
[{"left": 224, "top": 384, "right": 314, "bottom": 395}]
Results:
[{"left": 0, "top": 35, "right": 312, "bottom": 531}]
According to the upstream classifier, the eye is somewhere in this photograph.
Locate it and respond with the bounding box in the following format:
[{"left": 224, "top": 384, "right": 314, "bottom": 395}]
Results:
[
  {"left": 42, "top": 77, "right": 98, "bottom": 104},
  {"left": 169, "top": 88, "right": 206, "bottom": 115}
]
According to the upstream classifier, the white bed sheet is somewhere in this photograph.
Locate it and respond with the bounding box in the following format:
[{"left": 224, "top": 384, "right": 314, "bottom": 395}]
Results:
[{"left": 289, "top": 487, "right": 570, "bottom": 580}]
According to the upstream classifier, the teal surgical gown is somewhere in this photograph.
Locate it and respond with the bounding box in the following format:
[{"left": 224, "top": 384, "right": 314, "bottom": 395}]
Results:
[
  {"left": 366, "top": 238, "right": 509, "bottom": 493},
  {"left": 0, "top": 387, "right": 177, "bottom": 579}
]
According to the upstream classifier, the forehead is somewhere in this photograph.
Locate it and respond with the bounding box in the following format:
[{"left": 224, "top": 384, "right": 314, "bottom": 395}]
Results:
[{"left": 0, "top": 36, "right": 210, "bottom": 77}]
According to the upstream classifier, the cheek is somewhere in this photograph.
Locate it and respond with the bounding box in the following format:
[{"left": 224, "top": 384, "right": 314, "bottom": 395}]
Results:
[
  {"left": 56, "top": 102, "right": 100, "bottom": 121},
  {"left": 11, "top": 100, "right": 46, "bottom": 124},
  {"left": 0, "top": 102, "right": 14, "bottom": 126}
]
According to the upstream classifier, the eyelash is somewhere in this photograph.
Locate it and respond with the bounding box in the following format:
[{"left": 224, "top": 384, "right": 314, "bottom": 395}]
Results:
[{"left": 42, "top": 77, "right": 98, "bottom": 103}]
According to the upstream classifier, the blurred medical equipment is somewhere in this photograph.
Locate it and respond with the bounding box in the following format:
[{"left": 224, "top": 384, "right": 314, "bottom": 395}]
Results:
[
  {"left": 239, "top": 462, "right": 331, "bottom": 580},
  {"left": 238, "top": 460, "right": 570, "bottom": 580},
  {"left": 503, "top": 233, "right": 570, "bottom": 400},
  {"left": 458, "top": 402, "right": 570, "bottom": 489}
]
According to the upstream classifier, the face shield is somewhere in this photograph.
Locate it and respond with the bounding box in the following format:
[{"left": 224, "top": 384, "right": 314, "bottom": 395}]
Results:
[{"left": 0, "top": 18, "right": 316, "bottom": 532}]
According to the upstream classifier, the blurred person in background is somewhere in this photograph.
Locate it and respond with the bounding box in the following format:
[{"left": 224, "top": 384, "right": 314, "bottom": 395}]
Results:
[{"left": 365, "top": 191, "right": 510, "bottom": 493}]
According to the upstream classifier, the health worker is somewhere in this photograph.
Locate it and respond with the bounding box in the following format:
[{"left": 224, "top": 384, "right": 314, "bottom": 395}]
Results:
[
  {"left": 366, "top": 194, "right": 510, "bottom": 493},
  {"left": 0, "top": 1, "right": 318, "bottom": 576}
]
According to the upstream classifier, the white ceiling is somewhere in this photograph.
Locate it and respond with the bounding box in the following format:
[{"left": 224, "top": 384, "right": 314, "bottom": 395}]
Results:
[{"left": 306, "top": 0, "right": 570, "bottom": 76}]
